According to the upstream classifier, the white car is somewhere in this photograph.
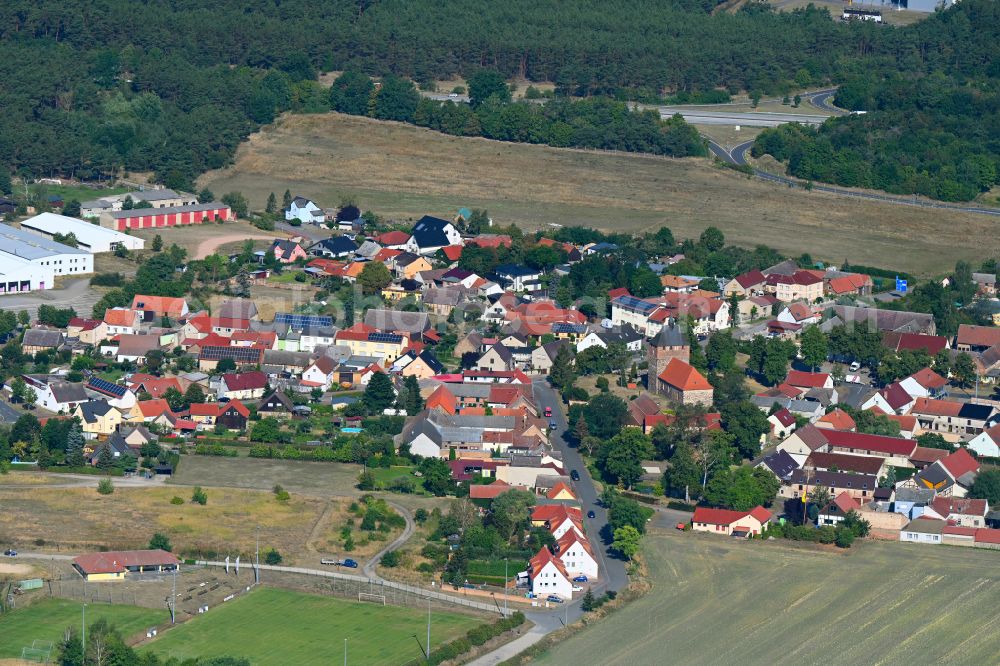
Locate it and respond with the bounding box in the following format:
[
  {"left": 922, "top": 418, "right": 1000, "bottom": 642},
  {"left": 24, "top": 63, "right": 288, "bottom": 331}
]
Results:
[{"left": 572, "top": 585, "right": 583, "bottom": 592}]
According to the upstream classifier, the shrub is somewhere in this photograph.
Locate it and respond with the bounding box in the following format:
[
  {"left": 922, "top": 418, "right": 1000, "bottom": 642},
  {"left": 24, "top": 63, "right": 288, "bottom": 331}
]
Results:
[
  {"left": 381, "top": 550, "right": 401, "bottom": 567},
  {"left": 170, "top": 496, "right": 184, "bottom": 505},
  {"left": 272, "top": 484, "right": 290, "bottom": 502},
  {"left": 149, "top": 532, "right": 172, "bottom": 551},
  {"left": 389, "top": 476, "right": 416, "bottom": 493},
  {"left": 414, "top": 508, "right": 429, "bottom": 523},
  {"left": 343, "top": 535, "right": 354, "bottom": 551},
  {"left": 264, "top": 548, "right": 282, "bottom": 565},
  {"left": 360, "top": 512, "right": 377, "bottom": 531},
  {"left": 191, "top": 486, "right": 208, "bottom": 505},
  {"left": 835, "top": 527, "right": 855, "bottom": 548},
  {"left": 97, "top": 478, "right": 114, "bottom": 495}
]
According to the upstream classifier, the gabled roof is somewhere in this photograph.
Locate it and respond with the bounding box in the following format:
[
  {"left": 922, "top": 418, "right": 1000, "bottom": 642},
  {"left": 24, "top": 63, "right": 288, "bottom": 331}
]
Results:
[
  {"left": 441, "top": 245, "right": 463, "bottom": 261},
  {"left": 426, "top": 385, "right": 457, "bottom": 415},
  {"left": 657, "top": 358, "right": 711, "bottom": 392},
  {"left": 73, "top": 549, "right": 180, "bottom": 575},
  {"left": 939, "top": 448, "right": 980, "bottom": 480},
  {"left": 130, "top": 295, "right": 187, "bottom": 317},
  {"left": 529, "top": 546, "right": 569, "bottom": 580},
  {"left": 312, "top": 236, "right": 359, "bottom": 255},
  {"left": 881, "top": 382, "right": 913, "bottom": 411},
  {"left": 137, "top": 399, "right": 172, "bottom": 418},
  {"left": 770, "top": 407, "right": 796, "bottom": 428},
  {"left": 221, "top": 371, "right": 267, "bottom": 392},
  {"left": 375, "top": 230, "right": 410, "bottom": 246},
  {"left": 531, "top": 504, "right": 582, "bottom": 524},
  {"left": 956, "top": 324, "right": 1000, "bottom": 349},
  {"left": 785, "top": 370, "right": 830, "bottom": 389},
  {"left": 410, "top": 215, "right": 454, "bottom": 248},
  {"left": 692, "top": 506, "right": 771, "bottom": 526},
  {"left": 816, "top": 408, "right": 855, "bottom": 431},
  {"left": 259, "top": 390, "right": 294, "bottom": 411},
  {"left": 805, "top": 451, "right": 884, "bottom": 476},
  {"left": 820, "top": 429, "right": 916, "bottom": 457},
  {"left": 906, "top": 367, "right": 948, "bottom": 391},
  {"left": 931, "top": 496, "right": 987, "bottom": 518},
  {"left": 104, "top": 308, "right": 138, "bottom": 327},
  {"left": 882, "top": 332, "right": 948, "bottom": 356},
  {"left": 546, "top": 482, "right": 577, "bottom": 500},
  {"left": 733, "top": 269, "right": 766, "bottom": 289},
  {"left": 757, "top": 450, "right": 798, "bottom": 479}
]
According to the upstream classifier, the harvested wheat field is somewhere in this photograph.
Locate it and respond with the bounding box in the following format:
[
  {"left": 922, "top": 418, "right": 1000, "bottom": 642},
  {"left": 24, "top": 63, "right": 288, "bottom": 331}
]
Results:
[
  {"left": 536, "top": 530, "right": 1000, "bottom": 665},
  {"left": 200, "top": 113, "right": 1000, "bottom": 274}
]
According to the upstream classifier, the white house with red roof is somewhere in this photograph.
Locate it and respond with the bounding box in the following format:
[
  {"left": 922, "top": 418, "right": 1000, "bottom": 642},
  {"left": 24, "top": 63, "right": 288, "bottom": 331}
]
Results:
[
  {"left": 768, "top": 407, "right": 797, "bottom": 439},
  {"left": 929, "top": 496, "right": 989, "bottom": 528},
  {"left": 898, "top": 368, "right": 948, "bottom": 400},
  {"left": 555, "top": 531, "right": 598, "bottom": 579},
  {"left": 691, "top": 506, "right": 772, "bottom": 537},
  {"left": 301, "top": 356, "right": 337, "bottom": 390},
  {"left": 968, "top": 423, "right": 1000, "bottom": 458},
  {"left": 785, "top": 370, "right": 833, "bottom": 391},
  {"left": 818, "top": 491, "right": 861, "bottom": 526},
  {"left": 776, "top": 303, "right": 818, "bottom": 326},
  {"left": 899, "top": 447, "right": 980, "bottom": 498},
  {"left": 531, "top": 505, "right": 584, "bottom": 540},
  {"left": 528, "top": 547, "right": 572, "bottom": 599},
  {"left": 219, "top": 371, "right": 267, "bottom": 400},
  {"left": 878, "top": 382, "right": 916, "bottom": 415}
]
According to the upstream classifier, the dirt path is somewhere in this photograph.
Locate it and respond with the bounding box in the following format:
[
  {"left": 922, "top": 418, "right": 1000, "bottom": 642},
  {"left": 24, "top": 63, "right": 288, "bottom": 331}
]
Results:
[
  {"left": 304, "top": 500, "right": 337, "bottom": 557},
  {"left": 363, "top": 501, "right": 415, "bottom": 578},
  {"left": 193, "top": 232, "right": 286, "bottom": 260}
]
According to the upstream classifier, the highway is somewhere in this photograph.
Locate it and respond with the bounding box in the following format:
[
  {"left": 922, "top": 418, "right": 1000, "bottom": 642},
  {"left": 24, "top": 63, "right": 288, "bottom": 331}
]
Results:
[{"left": 657, "top": 108, "right": 826, "bottom": 127}]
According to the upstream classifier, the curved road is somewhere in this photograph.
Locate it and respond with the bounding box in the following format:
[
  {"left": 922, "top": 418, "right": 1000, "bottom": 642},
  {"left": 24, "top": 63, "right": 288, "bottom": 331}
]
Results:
[
  {"left": 362, "top": 500, "right": 415, "bottom": 578},
  {"left": 709, "top": 139, "right": 1000, "bottom": 217}
]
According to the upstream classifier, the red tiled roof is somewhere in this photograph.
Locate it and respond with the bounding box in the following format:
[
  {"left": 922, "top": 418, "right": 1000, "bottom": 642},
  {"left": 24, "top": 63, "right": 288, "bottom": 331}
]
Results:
[
  {"left": 910, "top": 397, "right": 963, "bottom": 417},
  {"left": 137, "top": 399, "right": 171, "bottom": 418},
  {"left": 748, "top": 506, "right": 773, "bottom": 523},
  {"left": 221, "top": 371, "right": 267, "bottom": 391},
  {"left": 375, "top": 231, "right": 411, "bottom": 246},
  {"left": 820, "top": 429, "right": 916, "bottom": 457},
  {"left": 883, "top": 332, "right": 948, "bottom": 355},
  {"left": 909, "top": 446, "right": 949, "bottom": 465},
  {"left": 131, "top": 377, "right": 182, "bottom": 399},
  {"left": 69, "top": 317, "right": 101, "bottom": 331},
  {"left": 885, "top": 414, "right": 917, "bottom": 433},
  {"left": 942, "top": 525, "right": 977, "bottom": 537},
  {"left": 441, "top": 245, "right": 463, "bottom": 261},
  {"left": 426, "top": 384, "right": 458, "bottom": 414},
  {"left": 546, "top": 482, "right": 576, "bottom": 500},
  {"left": 771, "top": 408, "right": 796, "bottom": 428},
  {"left": 529, "top": 546, "right": 569, "bottom": 580},
  {"left": 104, "top": 308, "right": 137, "bottom": 327},
  {"left": 531, "top": 505, "right": 582, "bottom": 523},
  {"left": 881, "top": 382, "right": 913, "bottom": 411},
  {"left": 607, "top": 287, "right": 631, "bottom": 300},
  {"left": 73, "top": 549, "right": 179, "bottom": 575},
  {"left": 466, "top": 234, "right": 512, "bottom": 249},
  {"left": 931, "top": 496, "right": 987, "bottom": 518},
  {"left": 657, "top": 358, "right": 711, "bottom": 392},
  {"left": 692, "top": 507, "right": 754, "bottom": 526},
  {"left": 131, "top": 295, "right": 187, "bottom": 317},
  {"left": 956, "top": 324, "right": 1000, "bottom": 348},
  {"left": 907, "top": 368, "right": 948, "bottom": 390},
  {"left": 734, "top": 269, "right": 766, "bottom": 289},
  {"left": 975, "top": 528, "right": 1000, "bottom": 544},
  {"left": 556, "top": 529, "right": 594, "bottom": 558},
  {"left": 831, "top": 491, "right": 861, "bottom": 514},
  {"left": 222, "top": 398, "right": 251, "bottom": 418},
  {"left": 785, "top": 370, "right": 830, "bottom": 389},
  {"left": 469, "top": 481, "right": 525, "bottom": 500},
  {"left": 828, "top": 274, "right": 871, "bottom": 295},
  {"left": 816, "top": 409, "right": 855, "bottom": 431},
  {"left": 189, "top": 403, "right": 221, "bottom": 417},
  {"left": 940, "top": 447, "right": 980, "bottom": 480}
]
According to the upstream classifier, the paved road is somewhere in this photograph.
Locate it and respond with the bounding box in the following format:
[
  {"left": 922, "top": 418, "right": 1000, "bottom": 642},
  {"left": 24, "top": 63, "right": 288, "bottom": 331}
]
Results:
[
  {"left": 804, "top": 88, "right": 848, "bottom": 116},
  {"left": 709, "top": 139, "right": 1000, "bottom": 217},
  {"left": 532, "top": 379, "right": 628, "bottom": 596},
  {"left": 0, "top": 399, "right": 20, "bottom": 424},
  {"left": 276, "top": 221, "right": 332, "bottom": 243},
  {"left": 0, "top": 277, "right": 102, "bottom": 321},
  {"left": 363, "top": 500, "right": 415, "bottom": 578},
  {"left": 658, "top": 109, "right": 826, "bottom": 127}
]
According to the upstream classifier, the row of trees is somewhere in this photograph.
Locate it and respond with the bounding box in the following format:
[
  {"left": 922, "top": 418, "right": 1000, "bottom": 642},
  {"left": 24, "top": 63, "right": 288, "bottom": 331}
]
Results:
[{"left": 331, "top": 71, "right": 707, "bottom": 158}]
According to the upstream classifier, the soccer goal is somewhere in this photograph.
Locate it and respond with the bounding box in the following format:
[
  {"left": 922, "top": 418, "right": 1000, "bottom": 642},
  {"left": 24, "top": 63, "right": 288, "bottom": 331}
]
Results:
[
  {"left": 21, "top": 640, "right": 53, "bottom": 663},
  {"left": 358, "top": 592, "right": 386, "bottom": 606}
]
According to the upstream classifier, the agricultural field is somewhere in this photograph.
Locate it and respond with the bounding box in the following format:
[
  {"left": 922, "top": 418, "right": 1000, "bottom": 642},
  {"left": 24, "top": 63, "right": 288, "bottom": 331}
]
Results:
[
  {"left": 536, "top": 530, "right": 1000, "bottom": 665},
  {"left": 140, "top": 586, "right": 483, "bottom": 665},
  {"left": 0, "top": 599, "right": 165, "bottom": 659},
  {"left": 199, "top": 113, "right": 1000, "bottom": 274}
]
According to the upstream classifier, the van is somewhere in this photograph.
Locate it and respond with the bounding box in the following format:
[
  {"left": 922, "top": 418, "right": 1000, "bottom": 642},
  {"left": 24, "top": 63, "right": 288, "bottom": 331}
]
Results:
[{"left": 849, "top": 361, "right": 861, "bottom": 372}]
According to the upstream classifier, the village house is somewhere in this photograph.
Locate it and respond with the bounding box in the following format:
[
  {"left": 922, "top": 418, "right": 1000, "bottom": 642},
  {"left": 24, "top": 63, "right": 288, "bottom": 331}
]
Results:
[
  {"left": 219, "top": 371, "right": 268, "bottom": 400},
  {"left": 555, "top": 530, "right": 598, "bottom": 579},
  {"left": 103, "top": 308, "right": 141, "bottom": 336},
  {"left": 67, "top": 318, "right": 108, "bottom": 345},
  {"left": 285, "top": 196, "right": 324, "bottom": 225},
  {"left": 723, "top": 269, "right": 766, "bottom": 297},
  {"left": 654, "top": 358, "right": 713, "bottom": 406},
  {"left": 909, "top": 398, "right": 994, "bottom": 440},
  {"left": 404, "top": 216, "right": 463, "bottom": 255},
  {"left": 269, "top": 239, "right": 308, "bottom": 264},
  {"left": 528, "top": 547, "right": 573, "bottom": 600},
  {"left": 766, "top": 270, "right": 824, "bottom": 303},
  {"left": 130, "top": 295, "right": 189, "bottom": 321},
  {"left": 690, "top": 506, "right": 772, "bottom": 537},
  {"left": 817, "top": 492, "right": 861, "bottom": 526},
  {"left": 73, "top": 400, "right": 123, "bottom": 439}
]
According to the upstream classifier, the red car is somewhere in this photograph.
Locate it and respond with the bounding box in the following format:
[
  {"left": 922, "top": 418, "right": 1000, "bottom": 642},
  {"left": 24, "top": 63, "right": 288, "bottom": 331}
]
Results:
[
  {"left": 544, "top": 407, "right": 552, "bottom": 417},
  {"left": 676, "top": 522, "right": 687, "bottom": 531}
]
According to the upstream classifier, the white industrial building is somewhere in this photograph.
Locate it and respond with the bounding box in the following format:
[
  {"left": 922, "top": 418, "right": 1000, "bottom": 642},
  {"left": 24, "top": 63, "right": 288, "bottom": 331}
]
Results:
[
  {"left": 0, "top": 224, "right": 93, "bottom": 294},
  {"left": 20, "top": 213, "right": 145, "bottom": 254}
]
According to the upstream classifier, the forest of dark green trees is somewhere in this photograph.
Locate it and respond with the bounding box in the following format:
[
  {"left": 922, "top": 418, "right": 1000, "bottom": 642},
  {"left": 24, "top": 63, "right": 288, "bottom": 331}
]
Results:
[{"left": 0, "top": 0, "right": 997, "bottom": 200}]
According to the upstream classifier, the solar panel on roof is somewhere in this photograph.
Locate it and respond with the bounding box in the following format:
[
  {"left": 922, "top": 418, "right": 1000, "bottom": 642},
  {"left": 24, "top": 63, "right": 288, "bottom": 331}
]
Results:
[
  {"left": 273, "top": 313, "right": 333, "bottom": 328},
  {"left": 87, "top": 376, "right": 127, "bottom": 397},
  {"left": 200, "top": 346, "right": 262, "bottom": 362},
  {"left": 615, "top": 295, "right": 657, "bottom": 313},
  {"left": 367, "top": 332, "right": 403, "bottom": 343}
]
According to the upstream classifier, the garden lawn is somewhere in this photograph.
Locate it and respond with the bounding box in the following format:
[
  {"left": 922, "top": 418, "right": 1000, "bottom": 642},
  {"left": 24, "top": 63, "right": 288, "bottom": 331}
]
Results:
[
  {"left": 0, "top": 599, "right": 165, "bottom": 658},
  {"left": 141, "top": 587, "right": 482, "bottom": 665}
]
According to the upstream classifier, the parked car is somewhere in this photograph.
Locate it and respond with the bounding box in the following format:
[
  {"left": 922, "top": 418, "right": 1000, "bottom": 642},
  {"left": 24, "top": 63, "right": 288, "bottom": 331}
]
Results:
[
  {"left": 544, "top": 406, "right": 552, "bottom": 417},
  {"left": 676, "top": 522, "right": 687, "bottom": 530},
  {"left": 849, "top": 361, "right": 861, "bottom": 372},
  {"left": 573, "top": 575, "right": 588, "bottom": 582},
  {"left": 587, "top": 510, "right": 595, "bottom": 519},
  {"left": 570, "top": 470, "right": 580, "bottom": 481},
  {"left": 572, "top": 585, "right": 583, "bottom": 592},
  {"left": 549, "top": 420, "right": 557, "bottom": 430},
  {"left": 4, "top": 549, "right": 16, "bottom": 556},
  {"left": 340, "top": 558, "right": 358, "bottom": 568},
  {"left": 546, "top": 594, "right": 564, "bottom": 604}
]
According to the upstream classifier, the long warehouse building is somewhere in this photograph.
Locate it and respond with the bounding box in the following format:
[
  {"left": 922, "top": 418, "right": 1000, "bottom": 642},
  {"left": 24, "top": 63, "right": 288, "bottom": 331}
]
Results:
[
  {"left": 20, "top": 212, "right": 145, "bottom": 253},
  {"left": 0, "top": 223, "right": 93, "bottom": 294}
]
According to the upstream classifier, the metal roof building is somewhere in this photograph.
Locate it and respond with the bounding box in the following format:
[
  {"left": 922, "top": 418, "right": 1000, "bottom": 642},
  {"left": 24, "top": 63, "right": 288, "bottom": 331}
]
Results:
[
  {"left": 20, "top": 213, "right": 145, "bottom": 253},
  {"left": 0, "top": 223, "right": 92, "bottom": 292}
]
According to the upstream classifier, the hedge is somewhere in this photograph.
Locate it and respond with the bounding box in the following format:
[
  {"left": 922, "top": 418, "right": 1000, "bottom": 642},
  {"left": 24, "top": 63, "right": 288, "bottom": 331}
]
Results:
[{"left": 404, "top": 612, "right": 526, "bottom": 666}]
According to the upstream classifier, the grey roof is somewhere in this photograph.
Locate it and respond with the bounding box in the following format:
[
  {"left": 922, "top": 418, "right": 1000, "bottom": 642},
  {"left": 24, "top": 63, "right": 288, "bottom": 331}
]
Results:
[
  {"left": 218, "top": 299, "right": 257, "bottom": 320},
  {"left": 23, "top": 328, "right": 65, "bottom": 348},
  {"left": 410, "top": 215, "right": 453, "bottom": 248},
  {"left": 827, "top": 306, "right": 935, "bottom": 335},
  {"left": 757, "top": 450, "right": 799, "bottom": 479},
  {"left": 0, "top": 224, "right": 89, "bottom": 259},
  {"left": 356, "top": 240, "right": 382, "bottom": 258},
  {"left": 258, "top": 390, "right": 294, "bottom": 411},
  {"left": 50, "top": 381, "right": 88, "bottom": 404},
  {"left": 312, "top": 236, "right": 358, "bottom": 256},
  {"left": 837, "top": 384, "right": 878, "bottom": 410},
  {"left": 425, "top": 381, "right": 491, "bottom": 399},
  {"left": 598, "top": 324, "right": 644, "bottom": 345},
  {"left": 649, "top": 320, "right": 686, "bottom": 348},
  {"left": 764, "top": 259, "right": 799, "bottom": 276},
  {"left": 431, "top": 412, "right": 517, "bottom": 430},
  {"left": 788, "top": 399, "right": 824, "bottom": 416},
  {"left": 423, "top": 287, "right": 466, "bottom": 307},
  {"left": 129, "top": 188, "right": 182, "bottom": 202},
  {"left": 902, "top": 518, "right": 945, "bottom": 535},
  {"left": 803, "top": 387, "right": 837, "bottom": 406},
  {"left": 364, "top": 309, "right": 430, "bottom": 335},
  {"left": 482, "top": 343, "right": 514, "bottom": 364},
  {"left": 108, "top": 202, "right": 224, "bottom": 219},
  {"left": 789, "top": 468, "right": 877, "bottom": 491},
  {"left": 77, "top": 400, "right": 114, "bottom": 423},
  {"left": 894, "top": 487, "right": 936, "bottom": 504},
  {"left": 263, "top": 349, "right": 312, "bottom": 368}
]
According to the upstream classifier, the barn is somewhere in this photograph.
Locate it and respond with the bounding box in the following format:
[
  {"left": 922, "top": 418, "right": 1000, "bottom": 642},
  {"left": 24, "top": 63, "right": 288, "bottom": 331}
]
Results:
[{"left": 100, "top": 202, "right": 234, "bottom": 231}]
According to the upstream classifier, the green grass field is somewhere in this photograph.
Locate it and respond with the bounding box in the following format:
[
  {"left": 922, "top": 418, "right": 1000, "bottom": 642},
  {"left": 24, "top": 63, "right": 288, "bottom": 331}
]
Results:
[
  {"left": 141, "top": 586, "right": 483, "bottom": 665},
  {"left": 28, "top": 183, "right": 130, "bottom": 203},
  {"left": 536, "top": 531, "right": 1000, "bottom": 665},
  {"left": 0, "top": 599, "right": 165, "bottom": 658}
]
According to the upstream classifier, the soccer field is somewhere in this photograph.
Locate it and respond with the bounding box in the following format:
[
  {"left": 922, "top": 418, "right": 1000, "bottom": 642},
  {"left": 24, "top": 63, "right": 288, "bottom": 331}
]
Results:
[
  {"left": 535, "top": 530, "right": 1000, "bottom": 665},
  {"left": 0, "top": 599, "right": 165, "bottom": 659},
  {"left": 141, "top": 587, "right": 484, "bottom": 665}
]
